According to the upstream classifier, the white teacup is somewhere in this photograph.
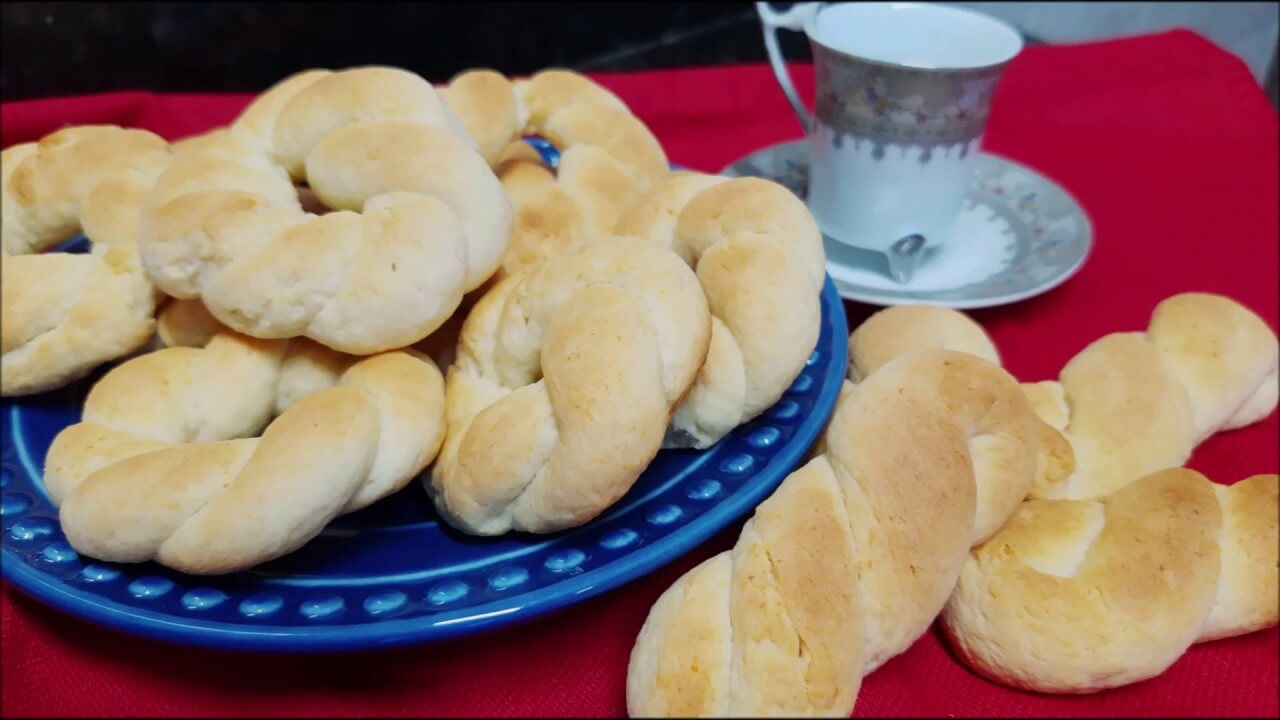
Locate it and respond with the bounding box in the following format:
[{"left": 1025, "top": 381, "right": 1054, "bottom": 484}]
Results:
[{"left": 758, "top": 2, "right": 1023, "bottom": 281}]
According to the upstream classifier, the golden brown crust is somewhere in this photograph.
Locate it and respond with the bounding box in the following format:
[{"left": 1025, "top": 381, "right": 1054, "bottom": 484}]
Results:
[
  {"left": 137, "top": 66, "right": 511, "bottom": 355},
  {"left": 628, "top": 554, "right": 736, "bottom": 717},
  {"left": 633, "top": 295, "right": 1277, "bottom": 709},
  {"left": 429, "top": 236, "right": 711, "bottom": 535},
  {"left": 920, "top": 292, "right": 1280, "bottom": 694},
  {"left": 1056, "top": 332, "right": 1196, "bottom": 497},
  {"left": 1, "top": 125, "right": 174, "bottom": 396},
  {"left": 616, "top": 175, "right": 825, "bottom": 450},
  {"left": 628, "top": 347, "right": 1042, "bottom": 716},
  {"left": 847, "top": 304, "right": 1000, "bottom": 382},
  {"left": 1039, "top": 293, "right": 1277, "bottom": 500},
  {"left": 46, "top": 329, "right": 446, "bottom": 575},
  {"left": 155, "top": 297, "right": 227, "bottom": 349},
  {"left": 438, "top": 68, "right": 671, "bottom": 280},
  {"left": 942, "top": 470, "right": 1278, "bottom": 693},
  {"left": 1148, "top": 293, "right": 1280, "bottom": 437},
  {"left": 1200, "top": 474, "right": 1279, "bottom": 640},
  {"left": 443, "top": 69, "right": 523, "bottom": 167},
  {"left": 517, "top": 68, "right": 629, "bottom": 131}
]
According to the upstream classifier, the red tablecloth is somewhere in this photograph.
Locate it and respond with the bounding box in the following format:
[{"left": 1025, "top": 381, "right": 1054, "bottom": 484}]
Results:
[{"left": 2, "top": 28, "right": 1277, "bottom": 719}]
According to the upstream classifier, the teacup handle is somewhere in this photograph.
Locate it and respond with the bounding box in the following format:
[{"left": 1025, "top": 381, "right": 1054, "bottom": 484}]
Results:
[{"left": 756, "top": 2, "right": 820, "bottom": 134}]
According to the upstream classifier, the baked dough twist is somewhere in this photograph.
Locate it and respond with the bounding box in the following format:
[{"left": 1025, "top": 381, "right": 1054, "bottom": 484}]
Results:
[
  {"left": 44, "top": 329, "right": 446, "bottom": 575},
  {"left": 627, "top": 342, "right": 1049, "bottom": 716},
  {"left": 442, "top": 68, "right": 670, "bottom": 278},
  {"left": 1018, "top": 292, "right": 1278, "bottom": 499},
  {"left": 137, "top": 66, "right": 511, "bottom": 354},
  {"left": 429, "top": 236, "right": 711, "bottom": 535},
  {"left": 940, "top": 292, "right": 1279, "bottom": 693},
  {"left": 2, "top": 126, "right": 173, "bottom": 395},
  {"left": 943, "top": 469, "right": 1278, "bottom": 693},
  {"left": 616, "top": 174, "right": 826, "bottom": 449},
  {"left": 628, "top": 296, "right": 1275, "bottom": 711},
  {"left": 449, "top": 74, "right": 826, "bottom": 449}
]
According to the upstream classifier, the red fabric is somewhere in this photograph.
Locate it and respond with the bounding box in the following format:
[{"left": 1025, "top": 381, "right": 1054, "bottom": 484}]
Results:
[{"left": 2, "top": 29, "right": 1277, "bottom": 718}]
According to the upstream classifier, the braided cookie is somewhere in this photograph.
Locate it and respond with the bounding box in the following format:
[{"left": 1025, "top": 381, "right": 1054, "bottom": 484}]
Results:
[
  {"left": 939, "top": 293, "right": 1278, "bottom": 693},
  {"left": 1016, "top": 292, "right": 1278, "bottom": 500},
  {"left": 442, "top": 68, "right": 670, "bottom": 278},
  {"left": 43, "top": 329, "right": 446, "bottom": 575},
  {"left": 429, "top": 236, "right": 711, "bottom": 535},
  {"left": 942, "top": 469, "right": 1277, "bottom": 694},
  {"left": 443, "top": 72, "right": 761, "bottom": 453},
  {"left": 2, "top": 126, "right": 174, "bottom": 396},
  {"left": 137, "top": 66, "right": 511, "bottom": 355},
  {"left": 627, "top": 343, "right": 1048, "bottom": 716},
  {"left": 615, "top": 174, "right": 827, "bottom": 449}
]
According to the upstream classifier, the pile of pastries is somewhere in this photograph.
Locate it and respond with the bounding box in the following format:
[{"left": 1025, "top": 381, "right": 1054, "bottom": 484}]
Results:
[
  {"left": 629, "top": 297, "right": 1278, "bottom": 714},
  {"left": 1, "top": 65, "right": 826, "bottom": 566},
  {"left": 2, "top": 64, "right": 1276, "bottom": 713}
]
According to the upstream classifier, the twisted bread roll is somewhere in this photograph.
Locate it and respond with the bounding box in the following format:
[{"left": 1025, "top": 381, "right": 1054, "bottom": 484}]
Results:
[
  {"left": 1, "top": 126, "right": 174, "bottom": 395},
  {"left": 441, "top": 68, "right": 670, "bottom": 278},
  {"left": 138, "top": 66, "right": 511, "bottom": 354},
  {"left": 616, "top": 174, "right": 826, "bottom": 449},
  {"left": 943, "top": 469, "right": 1278, "bottom": 693},
  {"left": 629, "top": 296, "right": 1275, "bottom": 711},
  {"left": 44, "top": 328, "right": 446, "bottom": 575},
  {"left": 939, "top": 292, "right": 1279, "bottom": 693},
  {"left": 447, "top": 74, "right": 827, "bottom": 449},
  {"left": 1024, "top": 293, "right": 1278, "bottom": 499},
  {"left": 627, "top": 343, "right": 1049, "bottom": 716},
  {"left": 429, "top": 236, "right": 710, "bottom": 535}
]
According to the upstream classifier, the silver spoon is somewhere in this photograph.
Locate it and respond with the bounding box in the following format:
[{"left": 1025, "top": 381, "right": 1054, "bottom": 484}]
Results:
[{"left": 886, "top": 233, "right": 926, "bottom": 284}]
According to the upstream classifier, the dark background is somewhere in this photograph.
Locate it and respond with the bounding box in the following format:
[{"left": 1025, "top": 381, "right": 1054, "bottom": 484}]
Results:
[
  {"left": 2, "top": 1, "right": 820, "bottom": 100},
  {"left": 3, "top": 2, "right": 1274, "bottom": 106}
]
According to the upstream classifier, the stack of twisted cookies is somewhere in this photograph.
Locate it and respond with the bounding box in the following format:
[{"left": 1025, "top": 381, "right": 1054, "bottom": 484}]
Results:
[
  {"left": 2, "top": 65, "right": 827, "bottom": 570},
  {"left": 627, "top": 293, "right": 1278, "bottom": 715}
]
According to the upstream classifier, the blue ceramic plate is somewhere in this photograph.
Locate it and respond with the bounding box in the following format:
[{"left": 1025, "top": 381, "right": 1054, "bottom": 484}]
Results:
[{"left": 0, "top": 140, "right": 848, "bottom": 652}]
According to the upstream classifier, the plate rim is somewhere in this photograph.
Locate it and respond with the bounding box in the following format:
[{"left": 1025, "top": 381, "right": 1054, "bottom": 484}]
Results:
[
  {"left": 1, "top": 278, "right": 848, "bottom": 653},
  {"left": 720, "top": 139, "right": 1094, "bottom": 309}
]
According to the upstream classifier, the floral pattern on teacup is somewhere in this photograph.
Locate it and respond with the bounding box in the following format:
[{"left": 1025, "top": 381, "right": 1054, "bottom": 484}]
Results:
[{"left": 813, "top": 42, "right": 1007, "bottom": 153}]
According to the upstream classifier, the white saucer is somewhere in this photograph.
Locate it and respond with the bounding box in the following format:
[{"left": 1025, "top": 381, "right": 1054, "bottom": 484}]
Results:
[{"left": 721, "top": 140, "right": 1093, "bottom": 308}]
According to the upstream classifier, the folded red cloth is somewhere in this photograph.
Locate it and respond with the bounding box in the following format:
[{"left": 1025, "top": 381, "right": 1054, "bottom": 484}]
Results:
[{"left": 2, "top": 28, "right": 1276, "bottom": 718}]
